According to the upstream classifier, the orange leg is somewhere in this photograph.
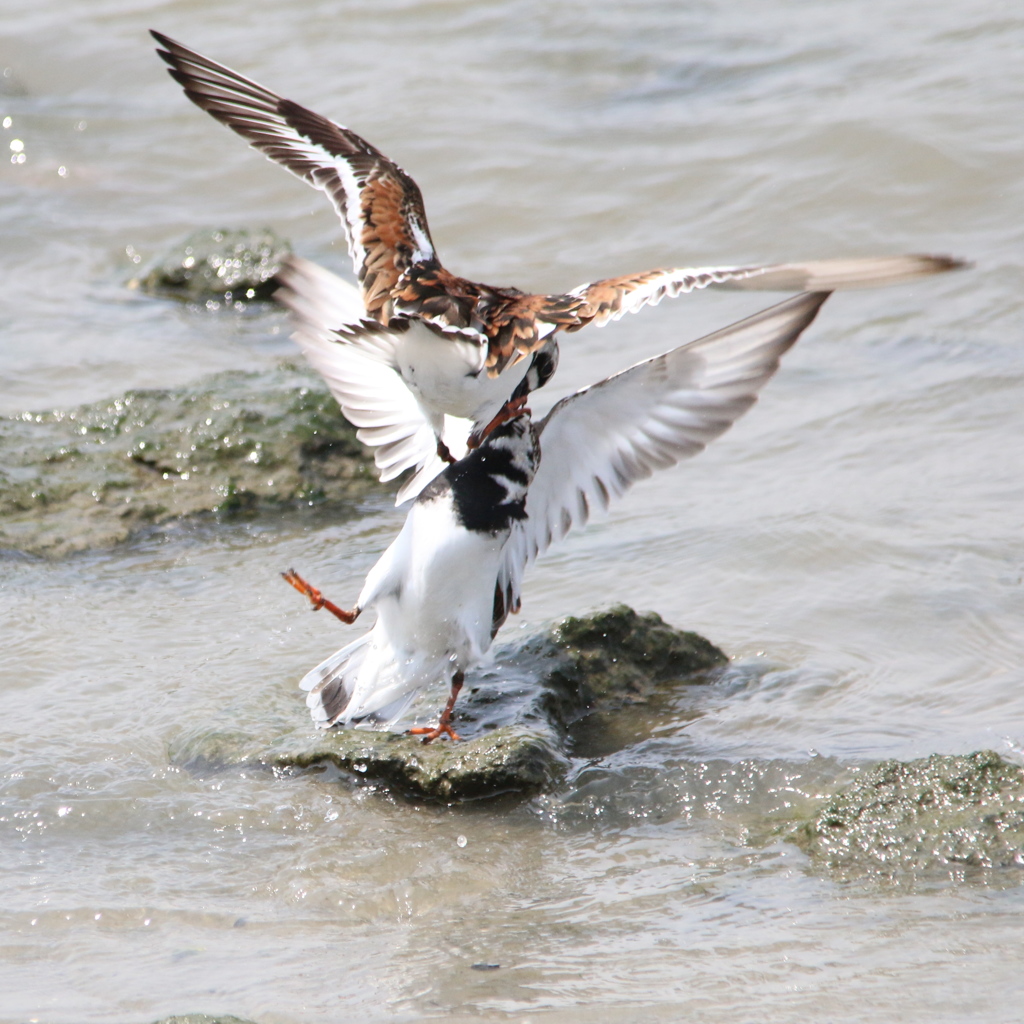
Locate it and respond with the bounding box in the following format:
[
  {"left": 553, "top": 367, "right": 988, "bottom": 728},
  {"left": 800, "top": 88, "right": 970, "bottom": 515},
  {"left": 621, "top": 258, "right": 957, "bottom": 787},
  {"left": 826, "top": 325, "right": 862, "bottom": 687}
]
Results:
[
  {"left": 281, "top": 568, "right": 359, "bottom": 624},
  {"left": 467, "top": 395, "right": 530, "bottom": 450},
  {"left": 409, "top": 671, "right": 464, "bottom": 743}
]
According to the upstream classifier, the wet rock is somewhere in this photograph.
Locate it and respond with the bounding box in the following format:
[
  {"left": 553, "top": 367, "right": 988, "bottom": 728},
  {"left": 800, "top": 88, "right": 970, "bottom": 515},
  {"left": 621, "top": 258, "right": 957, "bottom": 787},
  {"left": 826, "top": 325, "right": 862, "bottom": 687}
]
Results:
[
  {"left": 131, "top": 227, "right": 290, "bottom": 304},
  {"left": 794, "top": 750, "right": 1024, "bottom": 877},
  {"left": 274, "top": 725, "right": 567, "bottom": 802},
  {"left": 171, "top": 605, "right": 727, "bottom": 802},
  {"left": 535, "top": 605, "right": 728, "bottom": 727},
  {"left": 0, "top": 364, "right": 377, "bottom": 556}
]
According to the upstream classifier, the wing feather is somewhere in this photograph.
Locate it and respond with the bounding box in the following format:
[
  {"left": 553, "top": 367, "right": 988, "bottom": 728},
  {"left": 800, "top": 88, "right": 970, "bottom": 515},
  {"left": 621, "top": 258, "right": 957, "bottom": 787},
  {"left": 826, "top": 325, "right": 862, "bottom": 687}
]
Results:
[
  {"left": 274, "top": 257, "right": 458, "bottom": 502},
  {"left": 497, "top": 291, "right": 831, "bottom": 609},
  {"left": 152, "top": 31, "right": 435, "bottom": 323},
  {"left": 569, "top": 254, "right": 963, "bottom": 330}
]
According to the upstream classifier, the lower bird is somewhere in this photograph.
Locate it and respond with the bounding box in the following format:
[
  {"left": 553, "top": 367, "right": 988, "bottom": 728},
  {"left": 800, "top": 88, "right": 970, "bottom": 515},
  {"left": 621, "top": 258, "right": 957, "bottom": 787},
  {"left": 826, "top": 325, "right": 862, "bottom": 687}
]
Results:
[{"left": 283, "top": 290, "right": 830, "bottom": 740}]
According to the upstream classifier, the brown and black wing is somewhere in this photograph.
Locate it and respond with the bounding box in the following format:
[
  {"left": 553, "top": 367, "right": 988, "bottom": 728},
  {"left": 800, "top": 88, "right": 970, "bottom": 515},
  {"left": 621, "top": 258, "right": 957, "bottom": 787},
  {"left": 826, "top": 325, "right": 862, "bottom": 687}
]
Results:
[
  {"left": 393, "top": 265, "right": 586, "bottom": 375},
  {"left": 480, "top": 292, "right": 587, "bottom": 375},
  {"left": 151, "top": 31, "right": 436, "bottom": 323},
  {"left": 568, "top": 254, "right": 966, "bottom": 331}
]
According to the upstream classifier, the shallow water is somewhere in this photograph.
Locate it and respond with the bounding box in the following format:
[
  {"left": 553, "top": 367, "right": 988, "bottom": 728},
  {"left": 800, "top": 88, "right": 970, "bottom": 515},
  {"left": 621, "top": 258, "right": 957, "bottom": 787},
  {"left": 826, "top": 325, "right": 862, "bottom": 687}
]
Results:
[{"left": 3, "top": 0, "right": 1024, "bottom": 1021}]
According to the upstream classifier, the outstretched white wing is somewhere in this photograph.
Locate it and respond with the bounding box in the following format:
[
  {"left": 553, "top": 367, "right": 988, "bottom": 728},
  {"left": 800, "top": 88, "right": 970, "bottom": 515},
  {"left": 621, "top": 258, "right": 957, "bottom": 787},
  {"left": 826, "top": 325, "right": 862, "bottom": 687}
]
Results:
[
  {"left": 497, "top": 291, "right": 830, "bottom": 608},
  {"left": 275, "top": 257, "right": 462, "bottom": 503},
  {"left": 568, "top": 254, "right": 963, "bottom": 330}
]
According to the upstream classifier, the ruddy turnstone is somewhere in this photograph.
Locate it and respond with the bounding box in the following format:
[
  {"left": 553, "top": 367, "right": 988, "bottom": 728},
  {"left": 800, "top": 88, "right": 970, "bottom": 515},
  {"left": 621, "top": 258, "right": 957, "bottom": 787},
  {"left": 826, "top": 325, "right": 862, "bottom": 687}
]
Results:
[
  {"left": 151, "top": 32, "right": 965, "bottom": 500},
  {"left": 283, "top": 290, "right": 830, "bottom": 740}
]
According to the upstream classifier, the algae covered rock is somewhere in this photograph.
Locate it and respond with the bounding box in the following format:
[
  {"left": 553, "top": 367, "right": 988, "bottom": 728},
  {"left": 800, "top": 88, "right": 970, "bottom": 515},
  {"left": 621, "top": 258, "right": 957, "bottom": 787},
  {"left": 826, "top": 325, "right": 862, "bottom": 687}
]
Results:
[
  {"left": 795, "top": 750, "right": 1024, "bottom": 877},
  {"left": 171, "top": 606, "right": 727, "bottom": 802},
  {"left": 538, "top": 605, "right": 727, "bottom": 724},
  {"left": 274, "top": 726, "right": 567, "bottom": 802},
  {"left": 132, "top": 227, "right": 290, "bottom": 304},
  {"left": 169, "top": 708, "right": 568, "bottom": 803},
  {"left": 0, "top": 365, "right": 377, "bottom": 555}
]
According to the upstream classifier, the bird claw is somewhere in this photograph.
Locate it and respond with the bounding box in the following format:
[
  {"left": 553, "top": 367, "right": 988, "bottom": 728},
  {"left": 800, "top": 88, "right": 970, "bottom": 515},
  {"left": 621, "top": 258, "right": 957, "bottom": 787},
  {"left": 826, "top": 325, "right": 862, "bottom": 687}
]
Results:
[
  {"left": 281, "top": 568, "right": 358, "bottom": 624},
  {"left": 408, "top": 723, "right": 462, "bottom": 743},
  {"left": 408, "top": 670, "right": 465, "bottom": 743},
  {"left": 436, "top": 439, "right": 457, "bottom": 465},
  {"left": 282, "top": 568, "right": 324, "bottom": 608}
]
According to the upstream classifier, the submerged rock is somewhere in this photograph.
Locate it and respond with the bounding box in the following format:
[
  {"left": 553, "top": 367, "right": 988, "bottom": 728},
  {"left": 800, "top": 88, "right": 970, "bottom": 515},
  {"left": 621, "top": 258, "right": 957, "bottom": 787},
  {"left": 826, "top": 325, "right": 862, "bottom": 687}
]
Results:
[
  {"left": 170, "top": 605, "right": 728, "bottom": 802},
  {"left": 0, "top": 365, "right": 377, "bottom": 555},
  {"left": 794, "top": 750, "right": 1024, "bottom": 877},
  {"left": 131, "top": 227, "right": 291, "bottom": 305}
]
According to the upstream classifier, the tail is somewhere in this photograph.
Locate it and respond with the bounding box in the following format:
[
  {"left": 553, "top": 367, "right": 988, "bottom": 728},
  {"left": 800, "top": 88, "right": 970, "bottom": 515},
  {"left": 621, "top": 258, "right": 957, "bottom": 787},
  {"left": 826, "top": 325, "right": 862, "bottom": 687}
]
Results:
[{"left": 299, "top": 629, "right": 419, "bottom": 730}]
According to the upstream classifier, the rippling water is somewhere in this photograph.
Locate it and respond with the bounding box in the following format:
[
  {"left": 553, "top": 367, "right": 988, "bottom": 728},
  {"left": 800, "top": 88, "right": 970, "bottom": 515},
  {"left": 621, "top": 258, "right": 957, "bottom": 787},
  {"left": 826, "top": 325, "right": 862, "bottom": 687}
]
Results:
[{"left": 3, "top": 1, "right": 1024, "bottom": 1021}]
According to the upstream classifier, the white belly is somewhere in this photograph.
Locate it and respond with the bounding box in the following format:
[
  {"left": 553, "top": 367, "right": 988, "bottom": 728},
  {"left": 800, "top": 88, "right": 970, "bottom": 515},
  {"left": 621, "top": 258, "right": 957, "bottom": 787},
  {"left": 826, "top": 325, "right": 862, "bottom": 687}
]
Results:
[
  {"left": 363, "top": 495, "right": 505, "bottom": 668},
  {"left": 395, "top": 320, "right": 530, "bottom": 425},
  {"left": 338, "top": 488, "right": 510, "bottom": 723}
]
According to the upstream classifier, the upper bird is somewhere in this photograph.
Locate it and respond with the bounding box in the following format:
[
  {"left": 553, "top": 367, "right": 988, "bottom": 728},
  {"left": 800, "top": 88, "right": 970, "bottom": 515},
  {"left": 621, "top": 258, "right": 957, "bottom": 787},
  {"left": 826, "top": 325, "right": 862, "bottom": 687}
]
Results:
[{"left": 151, "top": 31, "right": 965, "bottom": 498}]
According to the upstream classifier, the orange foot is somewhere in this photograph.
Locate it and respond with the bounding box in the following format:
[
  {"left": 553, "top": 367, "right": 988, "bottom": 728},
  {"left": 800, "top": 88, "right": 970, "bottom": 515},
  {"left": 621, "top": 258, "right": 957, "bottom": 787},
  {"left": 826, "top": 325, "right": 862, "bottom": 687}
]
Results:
[
  {"left": 409, "top": 671, "right": 464, "bottom": 743},
  {"left": 408, "top": 722, "right": 462, "bottom": 744},
  {"left": 281, "top": 568, "right": 358, "bottom": 624}
]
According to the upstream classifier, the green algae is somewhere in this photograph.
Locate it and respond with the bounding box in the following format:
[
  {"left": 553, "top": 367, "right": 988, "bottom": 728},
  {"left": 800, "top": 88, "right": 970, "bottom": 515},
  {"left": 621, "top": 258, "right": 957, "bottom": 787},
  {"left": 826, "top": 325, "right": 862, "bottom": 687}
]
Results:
[
  {"left": 132, "top": 227, "right": 290, "bottom": 304},
  {"left": 794, "top": 750, "right": 1024, "bottom": 878},
  {"left": 170, "top": 606, "right": 726, "bottom": 802},
  {"left": 542, "top": 605, "right": 727, "bottom": 719},
  {"left": 274, "top": 725, "right": 568, "bottom": 802},
  {"left": 0, "top": 364, "right": 377, "bottom": 555}
]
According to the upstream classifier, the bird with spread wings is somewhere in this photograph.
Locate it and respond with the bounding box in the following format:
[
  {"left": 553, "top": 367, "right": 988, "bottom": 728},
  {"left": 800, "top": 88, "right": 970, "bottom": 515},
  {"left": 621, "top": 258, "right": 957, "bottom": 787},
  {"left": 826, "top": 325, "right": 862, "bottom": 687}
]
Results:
[{"left": 152, "top": 32, "right": 965, "bottom": 503}]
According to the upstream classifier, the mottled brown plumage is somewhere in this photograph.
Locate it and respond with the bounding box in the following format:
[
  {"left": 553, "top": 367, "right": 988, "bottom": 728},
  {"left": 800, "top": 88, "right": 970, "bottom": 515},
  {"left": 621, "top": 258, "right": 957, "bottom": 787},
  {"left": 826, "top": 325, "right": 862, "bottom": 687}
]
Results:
[
  {"left": 354, "top": 168, "right": 430, "bottom": 323},
  {"left": 154, "top": 31, "right": 964, "bottom": 385},
  {"left": 567, "top": 254, "right": 969, "bottom": 332},
  {"left": 393, "top": 262, "right": 585, "bottom": 374},
  {"left": 153, "top": 32, "right": 966, "bottom": 503},
  {"left": 154, "top": 32, "right": 435, "bottom": 326},
  {"left": 152, "top": 31, "right": 593, "bottom": 373},
  {"left": 479, "top": 291, "right": 586, "bottom": 373}
]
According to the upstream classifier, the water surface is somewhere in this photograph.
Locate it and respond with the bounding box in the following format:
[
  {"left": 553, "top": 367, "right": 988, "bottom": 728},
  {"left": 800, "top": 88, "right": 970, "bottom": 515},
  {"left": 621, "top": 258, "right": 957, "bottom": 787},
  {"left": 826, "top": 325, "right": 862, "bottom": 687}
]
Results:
[{"left": 2, "top": 1, "right": 1024, "bottom": 1021}]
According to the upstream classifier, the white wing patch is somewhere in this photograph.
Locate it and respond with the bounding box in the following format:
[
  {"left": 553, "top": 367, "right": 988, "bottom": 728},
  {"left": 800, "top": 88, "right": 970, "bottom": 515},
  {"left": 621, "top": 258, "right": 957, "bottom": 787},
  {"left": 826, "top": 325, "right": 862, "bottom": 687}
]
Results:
[
  {"left": 310, "top": 161, "right": 369, "bottom": 276},
  {"left": 275, "top": 256, "right": 463, "bottom": 503}
]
